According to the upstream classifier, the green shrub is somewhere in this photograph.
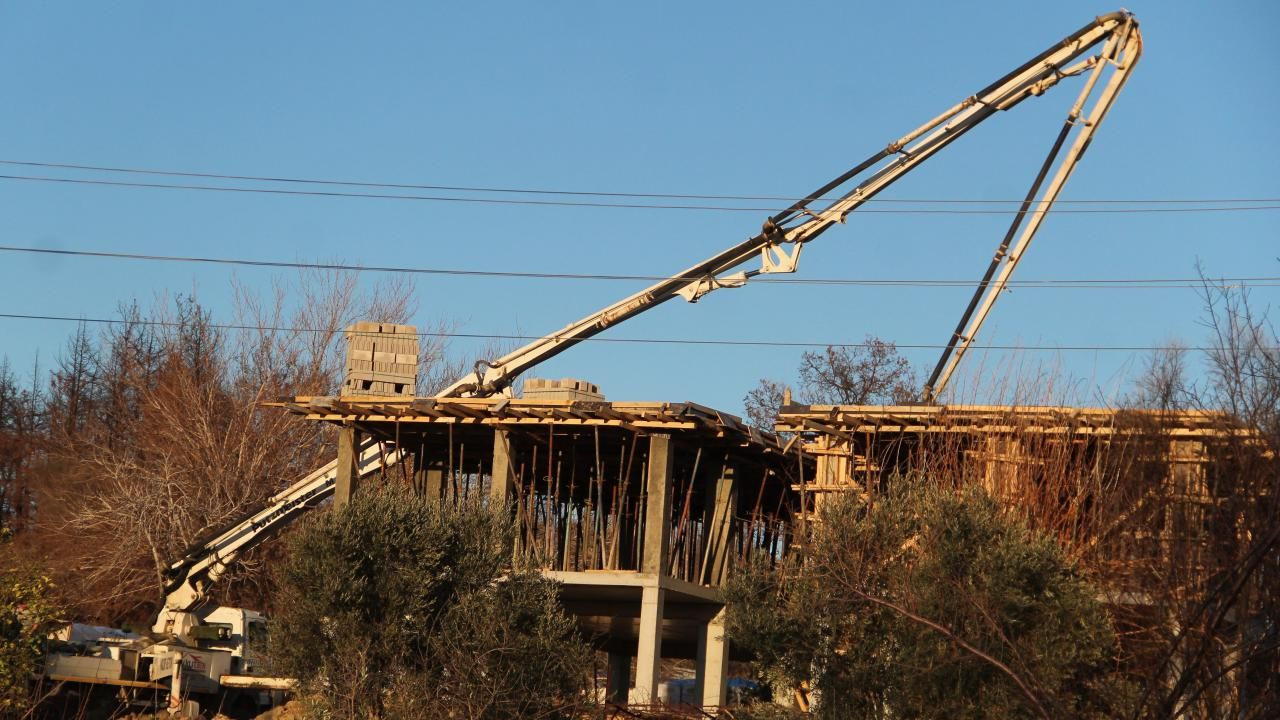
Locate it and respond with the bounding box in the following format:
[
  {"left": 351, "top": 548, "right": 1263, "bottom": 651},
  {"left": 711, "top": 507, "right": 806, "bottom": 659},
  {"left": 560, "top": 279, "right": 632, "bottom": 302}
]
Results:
[
  {"left": 269, "top": 485, "right": 589, "bottom": 719},
  {"left": 725, "top": 478, "right": 1132, "bottom": 719},
  {"left": 0, "top": 565, "right": 62, "bottom": 718}
]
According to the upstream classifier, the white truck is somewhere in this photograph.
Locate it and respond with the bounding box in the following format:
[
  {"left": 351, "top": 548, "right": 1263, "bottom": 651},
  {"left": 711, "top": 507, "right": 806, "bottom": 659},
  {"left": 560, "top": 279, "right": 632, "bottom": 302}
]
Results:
[
  {"left": 45, "top": 608, "right": 274, "bottom": 715},
  {"left": 43, "top": 443, "right": 398, "bottom": 717},
  {"left": 41, "top": 10, "right": 1140, "bottom": 716}
]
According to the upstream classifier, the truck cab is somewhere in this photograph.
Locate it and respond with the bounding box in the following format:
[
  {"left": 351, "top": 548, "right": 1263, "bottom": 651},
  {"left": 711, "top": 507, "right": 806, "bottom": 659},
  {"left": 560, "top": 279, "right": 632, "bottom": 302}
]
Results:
[{"left": 188, "top": 606, "right": 271, "bottom": 675}]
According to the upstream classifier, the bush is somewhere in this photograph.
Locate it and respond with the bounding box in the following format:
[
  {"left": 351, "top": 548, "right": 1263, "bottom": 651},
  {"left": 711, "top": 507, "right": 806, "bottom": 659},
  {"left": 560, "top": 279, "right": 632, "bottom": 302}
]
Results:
[
  {"left": 724, "top": 478, "right": 1131, "bottom": 719},
  {"left": 0, "top": 565, "right": 62, "bottom": 718},
  {"left": 269, "top": 485, "right": 590, "bottom": 719}
]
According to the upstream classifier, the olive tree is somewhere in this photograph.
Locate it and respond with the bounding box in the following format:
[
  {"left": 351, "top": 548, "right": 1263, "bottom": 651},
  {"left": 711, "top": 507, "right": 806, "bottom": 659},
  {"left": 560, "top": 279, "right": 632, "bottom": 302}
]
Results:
[
  {"left": 725, "top": 478, "right": 1130, "bottom": 719},
  {"left": 269, "top": 485, "right": 591, "bottom": 720}
]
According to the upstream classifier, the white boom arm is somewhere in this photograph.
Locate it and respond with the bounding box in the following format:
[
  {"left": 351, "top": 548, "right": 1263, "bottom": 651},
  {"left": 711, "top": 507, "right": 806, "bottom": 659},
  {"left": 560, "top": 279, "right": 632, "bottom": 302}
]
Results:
[
  {"left": 437, "top": 11, "right": 1141, "bottom": 401},
  {"left": 146, "top": 11, "right": 1141, "bottom": 644},
  {"left": 152, "top": 439, "right": 401, "bottom": 638}
]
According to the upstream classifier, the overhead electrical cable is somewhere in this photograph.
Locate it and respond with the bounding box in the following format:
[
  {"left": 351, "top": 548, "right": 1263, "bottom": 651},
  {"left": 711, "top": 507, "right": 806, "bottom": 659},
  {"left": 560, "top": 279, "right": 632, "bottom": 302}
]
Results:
[
  {"left": 0, "top": 173, "right": 1276, "bottom": 214},
  {"left": 0, "top": 245, "right": 1273, "bottom": 289},
  {"left": 0, "top": 158, "right": 1275, "bottom": 206},
  {"left": 0, "top": 311, "right": 1224, "bottom": 352}
]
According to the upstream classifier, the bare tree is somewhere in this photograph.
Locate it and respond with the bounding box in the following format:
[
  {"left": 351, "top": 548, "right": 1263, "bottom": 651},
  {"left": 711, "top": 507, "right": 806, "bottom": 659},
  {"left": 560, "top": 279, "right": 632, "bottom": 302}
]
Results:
[
  {"left": 1122, "top": 276, "right": 1280, "bottom": 720},
  {"left": 743, "top": 337, "right": 918, "bottom": 429},
  {"left": 0, "top": 359, "right": 41, "bottom": 538},
  {"left": 744, "top": 378, "right": 787, "bottom": 431},
  {"left": 798, "top": 339, "right": 918, "bottom": 405},
  {"left": 21, "top": 270, "right": 450, "bottom": 622},
  {"left": 1132, "top": 341, "right": 1190, "bottom": 411}
]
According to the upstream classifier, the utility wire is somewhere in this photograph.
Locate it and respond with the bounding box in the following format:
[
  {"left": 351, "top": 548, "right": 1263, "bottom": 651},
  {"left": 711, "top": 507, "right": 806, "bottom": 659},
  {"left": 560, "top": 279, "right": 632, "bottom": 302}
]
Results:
[
  {"left": 2, "top": 158, "right": 1275, "bottom": 206},
  {"left": 0, "top": 312, "right": 1221, "bottom": 352},
  {"left": 1, "top": 173, "right": 1277, "bottom": 214},
  {"left": 1, "top": 245, "right": 1276, "bottom": 289}
]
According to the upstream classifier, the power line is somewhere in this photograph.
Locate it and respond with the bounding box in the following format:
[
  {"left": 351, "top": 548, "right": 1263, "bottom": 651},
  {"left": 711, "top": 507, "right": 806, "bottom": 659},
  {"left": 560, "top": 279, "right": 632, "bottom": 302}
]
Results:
[
  {"left": 0, "top": 311, "right": 1218, "bottom": 352},
  {"left": 2, "top": 158, "right": 1275, "bottom": 206},
  {"left": 1, "top": 172, "right": 1277, "bottom": 215},
  {"left": 1, "top": 245, "right": 1274, "bottom": 289}
]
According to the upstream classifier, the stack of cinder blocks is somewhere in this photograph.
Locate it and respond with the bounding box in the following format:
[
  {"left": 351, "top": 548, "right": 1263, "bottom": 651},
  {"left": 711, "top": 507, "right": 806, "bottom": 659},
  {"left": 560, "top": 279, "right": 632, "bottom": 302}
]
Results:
[
  {"left": 343, "top": 322, "right": 418, "bottom": 397},
  {"left": 521, "top": 377, "right": 604, "bottom": 402}
]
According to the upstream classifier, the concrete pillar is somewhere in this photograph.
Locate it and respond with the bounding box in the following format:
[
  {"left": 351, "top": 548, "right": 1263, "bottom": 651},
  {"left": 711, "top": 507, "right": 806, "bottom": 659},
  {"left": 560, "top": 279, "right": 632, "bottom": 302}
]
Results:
[
  {"left": 632, "top": 435, "right": 673, "bottom": 704},
  {"left": 490, "top": 428, "right": 516, "bottom": 505},
  {"left": 633, "top": 583, "right": 665, "bottom": 703},
  {"left": 702, "top": 460, "right": 737, "bottom": 586},
  {"left": 334, "top": 424, "right": 361, "bottom": 508},
  {"left": 642, "top": 434, "right": 674, "bottom": 575},
  {"left": 605, "top": 651, "right": 630, "bottom": 704},
  {"left": 412, "top": 452, "right": 445, "bottom": 501},
  {"left": 424, "top": 466, "right": 444, "bottom": 500},
  {"left": 695, "top": 606, "right": 730, "bottom": 707}
]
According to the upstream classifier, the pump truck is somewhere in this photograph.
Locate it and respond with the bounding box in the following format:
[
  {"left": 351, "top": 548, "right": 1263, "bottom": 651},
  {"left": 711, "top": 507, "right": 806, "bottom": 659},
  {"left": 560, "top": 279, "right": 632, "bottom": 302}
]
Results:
[{"left": 42, "top": 12, "right": 1140, "bottom": 716}]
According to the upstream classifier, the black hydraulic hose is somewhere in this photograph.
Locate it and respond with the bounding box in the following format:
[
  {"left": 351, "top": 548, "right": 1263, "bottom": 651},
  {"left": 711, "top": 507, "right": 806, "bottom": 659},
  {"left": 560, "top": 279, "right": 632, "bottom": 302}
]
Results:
[{"left": 924, "top": 119, "right": 1074, "bottom": 399}]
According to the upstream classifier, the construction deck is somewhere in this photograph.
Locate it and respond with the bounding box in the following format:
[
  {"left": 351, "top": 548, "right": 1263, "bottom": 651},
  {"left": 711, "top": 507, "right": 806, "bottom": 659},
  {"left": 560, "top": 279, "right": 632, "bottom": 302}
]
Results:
[{"left": 274, "top": 393, "right": 806, "bottom": 705}]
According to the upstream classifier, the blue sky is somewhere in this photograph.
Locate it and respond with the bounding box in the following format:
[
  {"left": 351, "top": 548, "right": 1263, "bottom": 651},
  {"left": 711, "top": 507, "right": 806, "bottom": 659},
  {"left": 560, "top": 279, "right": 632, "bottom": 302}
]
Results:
[{"left": 0, "top": 1, "right": 1276, "bottom": 414}]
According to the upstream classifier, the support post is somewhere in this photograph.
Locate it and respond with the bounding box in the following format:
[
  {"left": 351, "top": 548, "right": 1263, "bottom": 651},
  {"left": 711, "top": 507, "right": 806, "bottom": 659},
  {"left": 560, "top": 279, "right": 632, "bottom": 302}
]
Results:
[
  {"left": 334, "top": 424, "right": 361, "bottom": 508},
  {"left": 702, "top": 460, "right": 737, "bottom": 586},
  {"left": 424, "top": 466, "right": 444, "bottom": 501},
  {"left": 632, "top": 434, "right": 673, "bottom": 703},
  {"left": 412, "top": 453, "right": 445, "bottom": 502},
  {"left": 490, "top": 428, "right": 516, "bottom": 505},
  {"left": 606, "top": 651, "right": 630, "bottom": 704},
  {"left": 695, "top": 606, "right": 730, "bottom": 707},
  {"left": 642, "top": 434, "right": 674, "bottom": 575},
  {"left": 633, "top": 583, "right": 665, "bottom": 704}
]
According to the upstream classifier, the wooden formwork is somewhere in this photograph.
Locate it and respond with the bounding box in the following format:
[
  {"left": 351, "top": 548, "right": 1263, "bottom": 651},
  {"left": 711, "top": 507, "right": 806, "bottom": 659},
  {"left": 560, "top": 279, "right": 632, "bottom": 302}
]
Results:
[
  {"left": 774, "top": 403, "right": 1262, "bottom": 584},
  {"left": 274, "top": 395, "right": 804, "bottom": 587}
]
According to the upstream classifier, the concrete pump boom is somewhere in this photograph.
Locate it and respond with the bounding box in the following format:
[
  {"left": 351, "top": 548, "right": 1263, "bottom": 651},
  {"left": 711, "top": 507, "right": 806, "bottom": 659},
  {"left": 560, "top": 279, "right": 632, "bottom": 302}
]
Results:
[
  {"left": 46, "top": 15, "right": 1141, "bottom": 717},
  {"left": 149, "top": 9, "right": 1141, "bottom": 639},
  {"left": 152, "top": 441, "right": 402, "bottom": 639},
  {"left": 436, "top": 11, "right": 1141, "bottom": 402}
]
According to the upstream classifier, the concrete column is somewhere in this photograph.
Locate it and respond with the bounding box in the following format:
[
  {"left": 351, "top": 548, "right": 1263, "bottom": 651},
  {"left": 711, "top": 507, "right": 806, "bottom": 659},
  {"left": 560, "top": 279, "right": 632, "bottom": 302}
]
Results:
[
  {"left": 702, "top": 460, "right": 737, "bottom": 586},
  {"left": 642, "top": 434, "right": 674, "bottom": 575},
  {"left": 695, "top": 606, "right": 730, "bottom": 707},
  {"left": 631, "top": 434, "right": 674, "bottom": 703},
  {"left": 605, "top": 651, "right": 630, "bottom": 704},
  {"left": 334, "top": 424, "right": 361, "bottom": 508},
  {"left": 412, "top": 452, "right": 445, "bottom": 501},
  {"left": 424, "top": 467, "right": 444, "bottom": 501},
  {"left": 633, "top": 583, "right": 665, "bottom": 703},
  {"left": 490, "top": 428, "right": 516, "bottom": 505}
]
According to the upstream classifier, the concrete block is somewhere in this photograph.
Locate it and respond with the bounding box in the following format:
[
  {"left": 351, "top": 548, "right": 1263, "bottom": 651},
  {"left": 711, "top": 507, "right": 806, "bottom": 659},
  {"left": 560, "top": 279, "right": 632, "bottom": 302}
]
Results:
[
  {"left": 343, "top": 322, "right": 418, "bottom": 397},
  {"left": 521, "top": 377, "right": 605, "bottom": 402}
]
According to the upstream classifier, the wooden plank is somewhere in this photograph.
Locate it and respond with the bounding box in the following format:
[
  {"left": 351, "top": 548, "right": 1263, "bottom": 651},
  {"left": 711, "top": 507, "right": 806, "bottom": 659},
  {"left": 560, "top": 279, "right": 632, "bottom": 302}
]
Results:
[{"left": 801, "top": 418, "right": 851, "bottom": 442}]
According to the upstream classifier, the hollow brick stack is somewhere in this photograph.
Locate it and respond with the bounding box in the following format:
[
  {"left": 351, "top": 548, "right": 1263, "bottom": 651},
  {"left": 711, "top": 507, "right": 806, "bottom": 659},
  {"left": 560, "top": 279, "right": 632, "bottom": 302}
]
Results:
[
  {"left": 343, "top": 322, "right": 418, "bottom": 397},
  {"left": 521, "top": 377, "right": 604, "bottom": 402}
]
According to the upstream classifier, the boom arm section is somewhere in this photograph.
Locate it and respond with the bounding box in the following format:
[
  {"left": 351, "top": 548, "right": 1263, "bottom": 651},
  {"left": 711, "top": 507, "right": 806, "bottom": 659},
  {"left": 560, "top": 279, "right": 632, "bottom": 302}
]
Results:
[
  {"left": 437, "top": 11, "right": 1141, "bottom": 401},
  {"left": 153, "top": 439, "right": 401, "bottom": 637},
  {"left": 923, "top": 13, "right": 1141, "bottom": 400}
]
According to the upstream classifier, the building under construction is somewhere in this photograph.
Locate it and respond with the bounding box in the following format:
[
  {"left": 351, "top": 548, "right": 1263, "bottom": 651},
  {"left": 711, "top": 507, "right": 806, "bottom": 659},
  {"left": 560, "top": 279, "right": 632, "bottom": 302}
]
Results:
[
  {"left": 279, "top": 376, "right": 805, "bottom": 706},
  {"left": 62, "top": 12, "right": 1170, "bottom": 715},
  {"left": 279, "top": 377, "right": 1267, "bottom": 705},
  {"left": 266, "top": 14, "right": 1158, "bottom": 706}
]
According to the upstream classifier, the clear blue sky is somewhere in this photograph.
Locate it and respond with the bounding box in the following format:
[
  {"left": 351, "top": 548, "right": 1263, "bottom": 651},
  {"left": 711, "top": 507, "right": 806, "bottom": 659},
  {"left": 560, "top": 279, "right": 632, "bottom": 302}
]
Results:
[{"left": 1, "top": 1, "right": 1276, "bottom": 414}]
